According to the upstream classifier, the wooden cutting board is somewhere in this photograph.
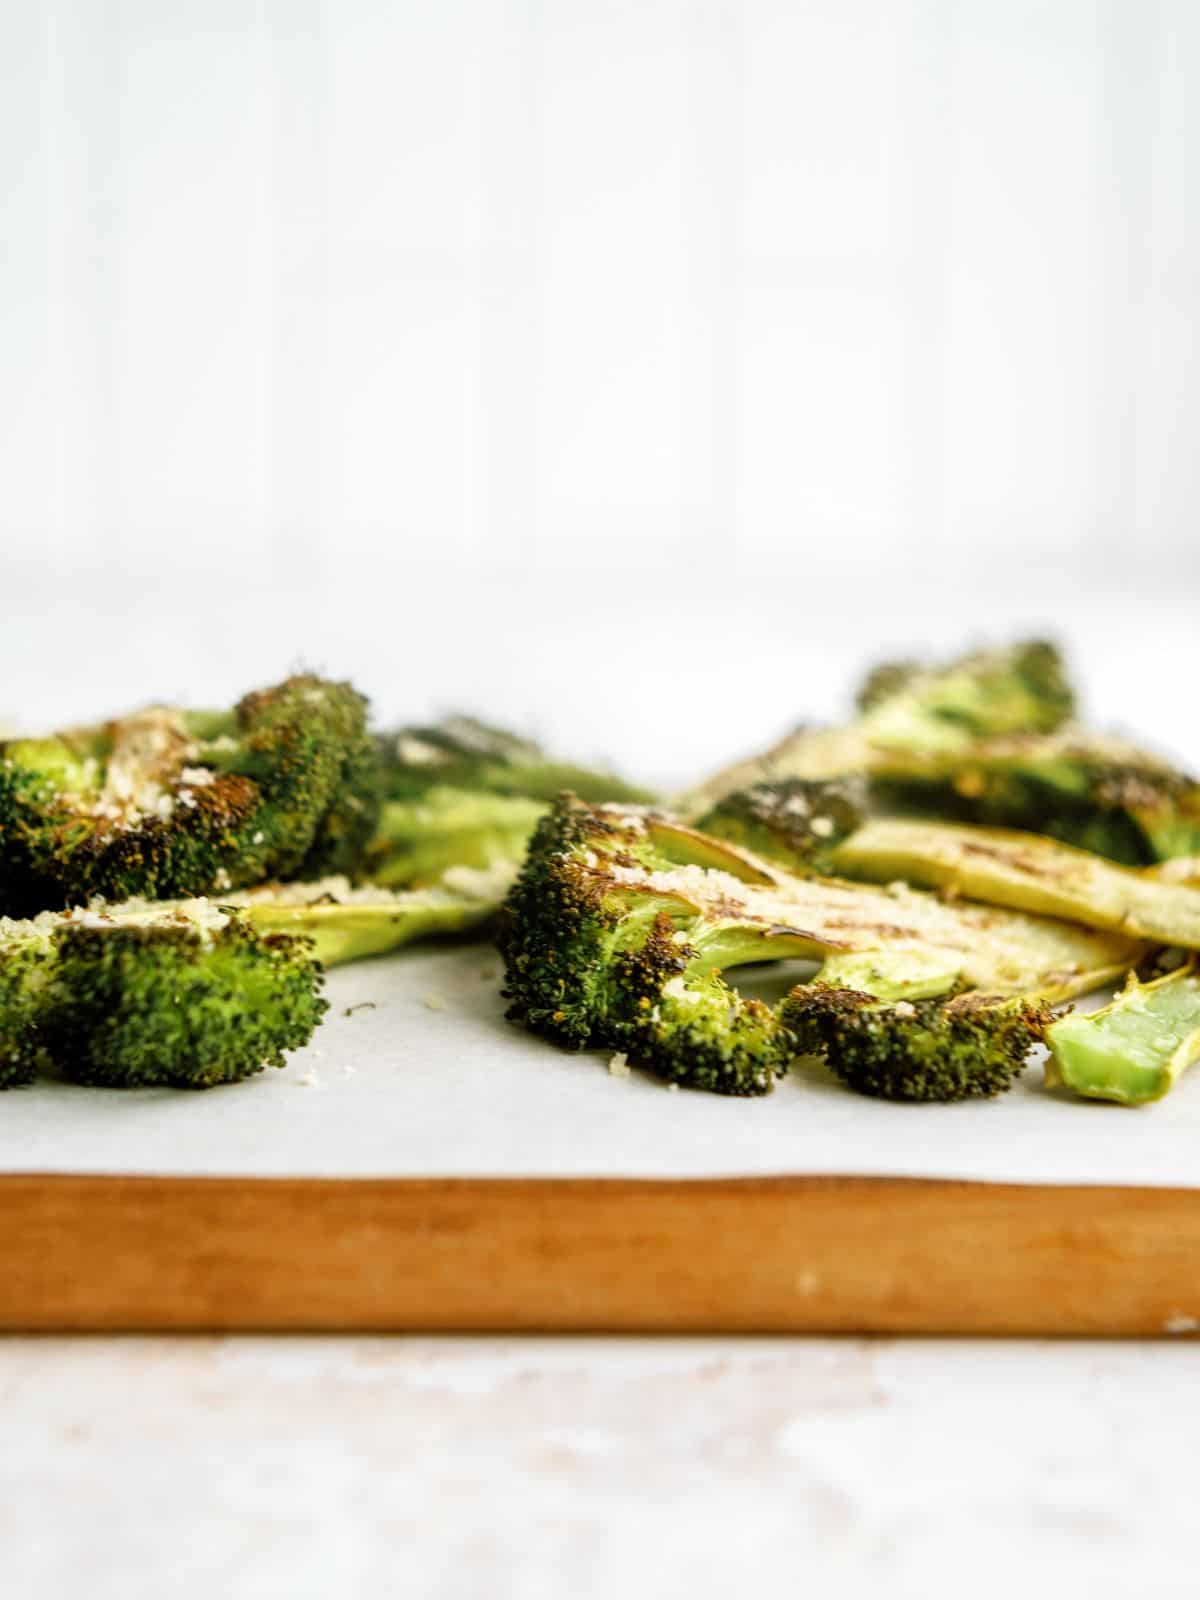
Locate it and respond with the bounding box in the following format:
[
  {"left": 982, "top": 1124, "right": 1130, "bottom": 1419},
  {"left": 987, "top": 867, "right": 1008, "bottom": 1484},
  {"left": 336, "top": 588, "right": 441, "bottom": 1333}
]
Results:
[
  {"left": 6, "top": 947, "right": 1200, "bottom": 1335},
  {"left": 3, "top": 1173, "right": 1200, "bottom": 1334}
]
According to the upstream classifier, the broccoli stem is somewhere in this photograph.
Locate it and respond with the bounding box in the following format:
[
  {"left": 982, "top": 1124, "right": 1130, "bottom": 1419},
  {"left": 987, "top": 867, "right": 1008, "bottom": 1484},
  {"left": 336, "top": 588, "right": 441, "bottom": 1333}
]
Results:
[
  {"left": 237, "top": 867, "right": 512, "bottom": 967},
  {"left": 828, "top": 817, "right": 1200, "bottom": 951},
  {"left": 1046, "top": 964, "right": 1200, "bottom": 1105}
]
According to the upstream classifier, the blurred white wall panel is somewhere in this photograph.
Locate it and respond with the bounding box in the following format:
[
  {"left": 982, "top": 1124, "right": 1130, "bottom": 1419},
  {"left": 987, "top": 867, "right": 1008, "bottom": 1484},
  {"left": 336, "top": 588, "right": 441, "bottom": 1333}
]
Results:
[
  {"left": 942, "top": 0, "right": 1134, "bottom": 556},
  {"left": 1132, "top": 0, "right": 1200, "bottom": 560},
  {"left": 0, "top": 0, "right": 1197, "bottom": 587}
]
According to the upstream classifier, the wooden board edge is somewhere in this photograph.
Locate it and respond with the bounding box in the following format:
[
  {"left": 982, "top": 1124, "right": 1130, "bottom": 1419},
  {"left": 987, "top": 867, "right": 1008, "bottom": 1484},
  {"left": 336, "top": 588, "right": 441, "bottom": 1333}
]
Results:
[{"left": 3, "top": 1172, "right": 1200, "bottom": 1335}]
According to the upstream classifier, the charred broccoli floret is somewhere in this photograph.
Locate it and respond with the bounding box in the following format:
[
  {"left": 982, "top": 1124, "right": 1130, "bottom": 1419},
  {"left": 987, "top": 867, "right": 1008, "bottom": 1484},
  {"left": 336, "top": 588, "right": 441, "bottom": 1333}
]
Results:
[
  {"left": 376, "top": 714, "right": 654, "bottom": 805},
  {"left": 0, "top": 674, "right": 379, "bottom": 914},
  {"left": 0, "top": 900, "right": 326, "bottom": 1089},
  {"left": 682, "top": 638, "right": 1075, "bottom": 816},
  {"left": 1045, "top": 960, "right": 1200, "bottom": 1105},
  {"left": 498, "top": 795, "right": 1140, "bottom": 1097},
  {"left": 783, "top": 973, "right": 1051, "bottom": 1102},
  {"left": 497, "top": 798, "right": 807, "bottom": 1093}
]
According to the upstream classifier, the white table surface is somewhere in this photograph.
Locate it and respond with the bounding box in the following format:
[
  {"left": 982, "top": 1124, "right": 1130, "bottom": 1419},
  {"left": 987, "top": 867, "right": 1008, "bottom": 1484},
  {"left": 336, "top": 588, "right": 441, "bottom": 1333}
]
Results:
[
  {"left": 3, "top": 1332, "right": 1194, "bottom": 1598},
  {"left": 5, "top": 568, "right": 1198, "bottom": 1596}
]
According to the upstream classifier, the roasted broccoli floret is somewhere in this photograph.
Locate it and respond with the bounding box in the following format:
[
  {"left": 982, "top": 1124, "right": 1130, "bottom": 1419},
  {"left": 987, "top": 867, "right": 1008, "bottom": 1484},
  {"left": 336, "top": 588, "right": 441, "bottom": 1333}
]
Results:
[
  {"left": 363, "top": 787, "right": 546, "bottom": 889},
  {"left": 782, "top": 979, "right": 1051, "bottom": 1103},
  {"left": 498, "top": 795, "right": 1140, "bottom": 1097},
  {"left": 0, "top": 674, "right": 380, "bottom": 915},
  {"left": 0, "top": 900, "right": 326, "bottom": 1089},
  {"left": 681, "top": 638, "right": 1074, "bottom": 816},
  {"left": 376, "top": 714, "right": 654, "bottom": 805},
  {"left": 1045, "top": 960, "right": 1200, "bottom": 1105}
]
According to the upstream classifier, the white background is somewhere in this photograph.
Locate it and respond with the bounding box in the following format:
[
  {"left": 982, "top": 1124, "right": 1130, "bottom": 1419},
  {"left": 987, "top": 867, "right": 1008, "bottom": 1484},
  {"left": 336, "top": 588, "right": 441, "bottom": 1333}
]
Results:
[{"left": 2, "top": 0, "right": 1198, "bottom": 787}]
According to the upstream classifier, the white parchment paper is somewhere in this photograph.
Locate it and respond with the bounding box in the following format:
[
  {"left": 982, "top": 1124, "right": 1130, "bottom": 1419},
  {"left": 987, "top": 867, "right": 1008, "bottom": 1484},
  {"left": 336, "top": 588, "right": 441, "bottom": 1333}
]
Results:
[{"left": 2, "top": 943, "right": 1198, "bottom": 1187}]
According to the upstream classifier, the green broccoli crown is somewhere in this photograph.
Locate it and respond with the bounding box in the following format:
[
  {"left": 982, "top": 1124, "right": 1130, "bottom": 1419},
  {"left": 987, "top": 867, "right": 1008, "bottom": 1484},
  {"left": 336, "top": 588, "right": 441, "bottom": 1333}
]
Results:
[
  {"left": 855, "top": 638, "right": 1074, "bottom": 750},
  {"left": 497, "top": 796, "right": 803, "bottom": 1094},
  {"left": 783, "top": 983, "right": 1051, "bottom": 1102},
  {"left": 697, "top": 777, "right": 866, "bottom": 872},
  {"left": 0, "top": 674, "right": 379, "bottom": 914},
  {"left": 377, "top": 714, "right": 654, "bottom": 805}
]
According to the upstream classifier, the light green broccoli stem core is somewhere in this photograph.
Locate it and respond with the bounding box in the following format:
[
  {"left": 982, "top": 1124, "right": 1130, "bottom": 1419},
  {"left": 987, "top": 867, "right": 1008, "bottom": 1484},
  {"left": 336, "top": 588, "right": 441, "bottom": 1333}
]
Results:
[
  {"left": 813, "top": 948, "right": 964, "bottom": 1003},
  {"left": 1046, "top": 964, "right": 1200, "bottom": 1105}
]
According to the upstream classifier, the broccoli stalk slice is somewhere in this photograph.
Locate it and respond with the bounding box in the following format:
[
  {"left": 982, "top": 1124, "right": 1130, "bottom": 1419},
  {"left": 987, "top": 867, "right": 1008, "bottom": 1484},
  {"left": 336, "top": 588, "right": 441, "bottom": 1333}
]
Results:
[
  {"left": 232, "top": 863, "right": 514, "bottom": 967},
  {"left": 498, "top": 795, "right": 1143, "bottom": 1097},
  {"left": 0, "top": 900, "right": 326, "bottom": 1089},
  {"left": 680, "top": 638, "right": 1074, "bottom": 817},
  {"left": 1045, "top": 963, "right": 1200, "bottom": 1105},
  {"left": 363, "top": 787, "right": 546, "bottom": 889},
  {"left": 864, "top": 729, "right": 1200, "bottom": 866},
  {"left": 827, "top": 817, "right": 1200, "bottom": 951}
]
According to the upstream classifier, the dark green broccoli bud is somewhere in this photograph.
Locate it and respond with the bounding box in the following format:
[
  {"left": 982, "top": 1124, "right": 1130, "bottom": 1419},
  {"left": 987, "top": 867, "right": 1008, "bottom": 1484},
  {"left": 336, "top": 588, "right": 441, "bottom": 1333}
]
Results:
[
  {"left": 697, "top": 777, "right": 866, "bottom": 871},
  {"left": 363, "top": 787, "right": 546, "bottom": 889},
  {"left": 0, "top": 674, "right": 380, "bottom": 914},
  {"left": 680, "top": 637, "right": 1075, "bottom": 817},
  {"left": 827, "top": 816, "right": 1200, "bottom": 950},
  {"left": 232, "top": 862, "right": 515, "bottom": 967},
  {"left": 0, "top": 900, "right": 326, "bottom": 1089},
  {"left": 1045, "top": 960, "right": 1200, "bottom": 1105},
  {"left": 376, "top": 714, "right": 654, "bottom": 805},
  {"left": 783, "top": 981, "right": 1052, "bottom": 1102},
  {"left": 498, "top": 796, "right": 1141, "bottom": 1096}
]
